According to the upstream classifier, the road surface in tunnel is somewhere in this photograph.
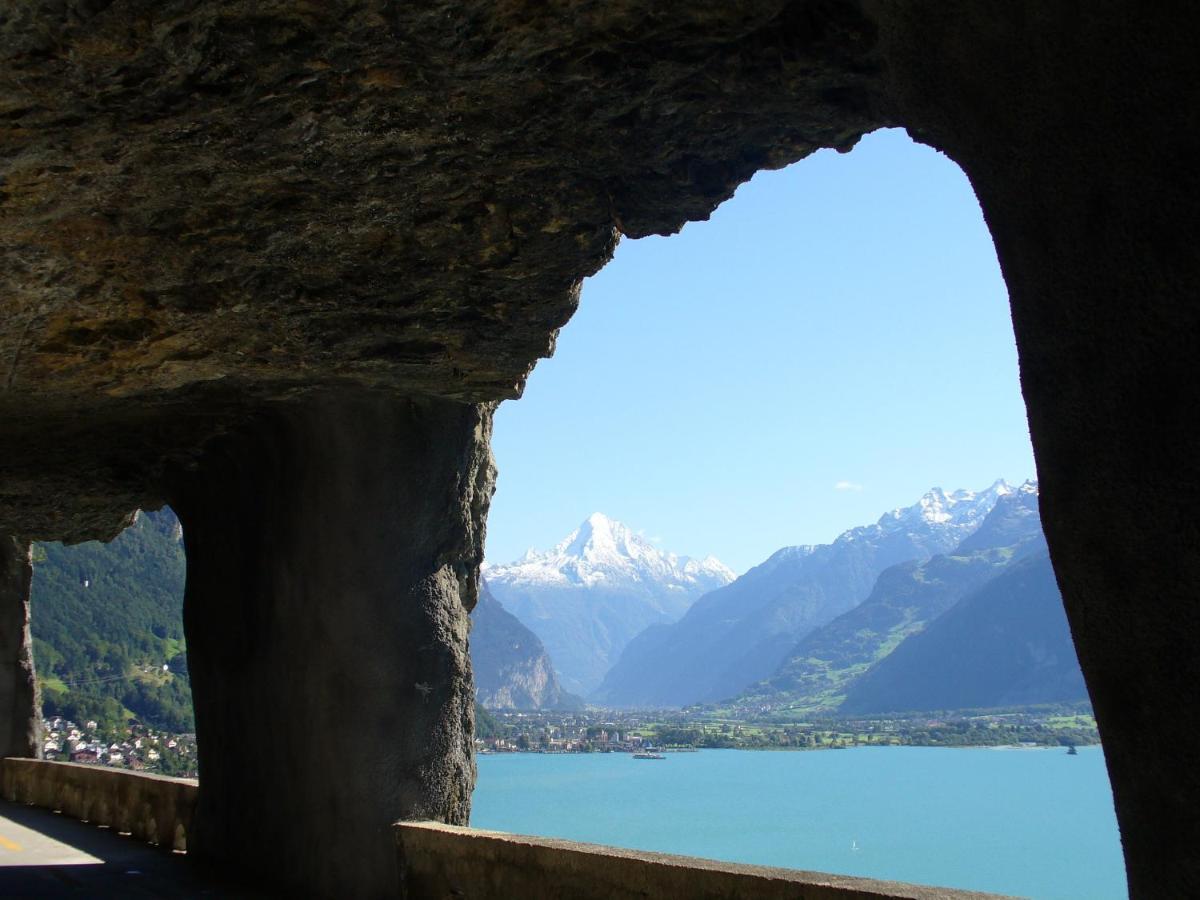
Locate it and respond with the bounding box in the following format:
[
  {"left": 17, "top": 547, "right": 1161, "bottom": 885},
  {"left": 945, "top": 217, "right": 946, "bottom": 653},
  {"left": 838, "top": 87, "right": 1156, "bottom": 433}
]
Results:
[{"left": 0, "top": 801, "right": 269, "bottom": 898}]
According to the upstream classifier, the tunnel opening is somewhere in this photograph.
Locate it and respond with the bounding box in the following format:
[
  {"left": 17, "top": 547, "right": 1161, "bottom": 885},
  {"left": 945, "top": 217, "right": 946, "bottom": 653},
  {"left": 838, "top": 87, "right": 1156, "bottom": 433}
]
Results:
[
  {"left": 29, "top": 506, "right": 197, "bottom": 778},
  {"left": 474, "top": 128, "right": 1127, "bottom": 899}
]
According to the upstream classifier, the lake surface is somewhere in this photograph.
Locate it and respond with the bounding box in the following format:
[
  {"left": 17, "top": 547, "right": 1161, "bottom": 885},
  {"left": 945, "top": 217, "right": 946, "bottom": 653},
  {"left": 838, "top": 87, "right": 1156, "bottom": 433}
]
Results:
[{"left": 473, "top": 746, "right": 1126, "bottom": 900}]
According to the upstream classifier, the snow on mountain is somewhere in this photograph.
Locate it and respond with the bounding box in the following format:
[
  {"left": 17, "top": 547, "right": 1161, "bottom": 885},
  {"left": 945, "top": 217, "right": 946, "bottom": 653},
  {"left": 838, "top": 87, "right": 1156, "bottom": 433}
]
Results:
[
  {"left": 840, "top": 479, "right": 1013, "bottom": 548},
  {"left": 483, "top": 514, "right": 735, "bottom": 695},
  {"left": 486, "top": 512, "right": 735, "bottom": 592},
  {"left": 594, "top": 480, "right": 1022, "bottom": 708}
]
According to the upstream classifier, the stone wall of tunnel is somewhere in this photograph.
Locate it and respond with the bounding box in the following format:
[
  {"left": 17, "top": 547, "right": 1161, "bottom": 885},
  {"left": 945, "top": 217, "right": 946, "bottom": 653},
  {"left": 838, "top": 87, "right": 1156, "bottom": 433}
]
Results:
[
  {"left": 167, "top": 393, "right": 493, "bottom": 896},
  {"left": 1, "top": 2, "right": 1198, "bottom": 897},
  {"left": 871, "top": 7, "right": 1200, "bottom": 897}
]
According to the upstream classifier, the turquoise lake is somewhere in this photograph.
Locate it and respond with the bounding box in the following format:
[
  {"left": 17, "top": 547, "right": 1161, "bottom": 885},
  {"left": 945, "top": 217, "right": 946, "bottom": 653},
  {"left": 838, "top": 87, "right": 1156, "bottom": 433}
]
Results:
[{"left": 473, "top": 746, "right": 1126, "bottom": 900}]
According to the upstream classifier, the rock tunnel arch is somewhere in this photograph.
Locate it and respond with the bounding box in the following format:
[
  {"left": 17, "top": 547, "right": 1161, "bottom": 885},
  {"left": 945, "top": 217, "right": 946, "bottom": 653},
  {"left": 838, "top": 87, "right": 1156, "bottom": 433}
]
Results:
[
  {"left": 488, "top": 126, "right": 1033, "bottom": 577},
  {"left": 487, "top": 124, "right": 1048, "bottom": 708},
  {"left": 477, "top": 128, "right": 1115, "bottom": 894},
  {"left": 1, "top": 4, "right": 1197, "bottom": 898}
]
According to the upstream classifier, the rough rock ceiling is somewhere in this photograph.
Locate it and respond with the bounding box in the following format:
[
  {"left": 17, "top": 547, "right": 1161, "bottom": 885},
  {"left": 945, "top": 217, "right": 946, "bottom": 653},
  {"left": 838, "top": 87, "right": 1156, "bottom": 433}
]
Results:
[{"left": 0, "top": 1, "right": 887, "bottom": 538}]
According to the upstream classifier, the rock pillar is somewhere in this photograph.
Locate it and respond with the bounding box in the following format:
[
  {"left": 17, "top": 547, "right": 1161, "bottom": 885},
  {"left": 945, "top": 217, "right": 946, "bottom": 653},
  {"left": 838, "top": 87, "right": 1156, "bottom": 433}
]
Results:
[
  {"left": 0, "top": 536, "right": 39, "bottom": 759},
  {"left": 170, "top": 392, "right": 494, "bottom": 898},
  {"left": 875, "top": 6, "right": 1200, "bottom": 897}
]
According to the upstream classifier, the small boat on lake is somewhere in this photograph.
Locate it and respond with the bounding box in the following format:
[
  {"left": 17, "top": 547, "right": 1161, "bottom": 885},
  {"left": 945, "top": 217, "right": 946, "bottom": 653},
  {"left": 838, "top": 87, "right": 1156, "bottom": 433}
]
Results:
[{"left": 633, "top": 750, "right": 666, "bottom": 760}]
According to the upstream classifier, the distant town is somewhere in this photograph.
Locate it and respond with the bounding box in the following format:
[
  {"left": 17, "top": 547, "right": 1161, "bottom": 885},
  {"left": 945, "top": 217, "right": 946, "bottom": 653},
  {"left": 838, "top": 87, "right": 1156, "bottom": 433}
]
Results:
[
  {"left": 39, "top": 703, "right": 1096, "bottom": 779},
  {"left": 476, "top": 704, "right": 1099, "bottom": 755},
  {"left": 40, "top": 716, "right": 198, "bottom": 778}
]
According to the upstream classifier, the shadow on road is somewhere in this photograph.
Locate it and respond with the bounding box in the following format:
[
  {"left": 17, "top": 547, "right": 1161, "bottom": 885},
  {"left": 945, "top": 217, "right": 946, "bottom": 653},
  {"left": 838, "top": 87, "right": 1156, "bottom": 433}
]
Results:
[{"left": 0, "top": 801, "right": 274, "bottom": 897}]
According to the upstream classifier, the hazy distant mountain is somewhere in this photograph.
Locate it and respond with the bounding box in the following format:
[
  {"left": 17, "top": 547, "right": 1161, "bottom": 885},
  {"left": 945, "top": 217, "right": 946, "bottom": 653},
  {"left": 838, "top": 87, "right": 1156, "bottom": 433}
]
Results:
[
  {"left": 593, "top": 481, "right": 1015, "bottom": 708},
  {"left": 484, "top": 513, "right": 734, "bottom": 695},
  {"left": 740, "top": 484, "right": 1044, "bottom": 713},
  {"left": 840, "top": 547, "right": 1086, "bottom": 713},
  {"left": 470, "top": 584, "right": 581, "bottom": 710}
]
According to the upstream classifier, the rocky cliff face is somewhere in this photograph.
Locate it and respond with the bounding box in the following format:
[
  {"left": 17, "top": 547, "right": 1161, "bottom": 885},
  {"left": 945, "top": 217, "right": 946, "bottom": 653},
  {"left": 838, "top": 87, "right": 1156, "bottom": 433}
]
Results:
[
  {"left": 471, "top": 584, "right": 579, "bottom": 710},
  {"left": 0, "top": 537, "right": 38, "bottom": 758}
]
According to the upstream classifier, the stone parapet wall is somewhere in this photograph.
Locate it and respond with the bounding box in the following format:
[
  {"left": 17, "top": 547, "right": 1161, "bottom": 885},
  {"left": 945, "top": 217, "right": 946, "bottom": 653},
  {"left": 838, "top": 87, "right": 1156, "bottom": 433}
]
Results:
[
  {"left": 0, "top": 757, "right": 196, "bottom": 851},
  {"left": 0, "top": 762, "right": 1022, "bottom": 898},
  {"left": 395, "top": 821, "right": 1017, "bottom": 900}
]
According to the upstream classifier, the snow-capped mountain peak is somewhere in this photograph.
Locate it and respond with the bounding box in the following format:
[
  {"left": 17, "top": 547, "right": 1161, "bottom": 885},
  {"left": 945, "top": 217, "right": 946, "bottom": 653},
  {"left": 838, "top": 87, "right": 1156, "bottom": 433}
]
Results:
[
  {"left": 883, "top": 479, "right": 1013, "bottom": 530},
  {"left": 816, "top": 479, "right": 1021, "bottom": 553},
  {"left": 485, "top": 514, "right": 736, "bottom": 696},
  {"left": 490, "top": 513, "right": 735, "bottom": 590},
  {"left": 558, "top": 512, "right": 643, "bottom": 563}
]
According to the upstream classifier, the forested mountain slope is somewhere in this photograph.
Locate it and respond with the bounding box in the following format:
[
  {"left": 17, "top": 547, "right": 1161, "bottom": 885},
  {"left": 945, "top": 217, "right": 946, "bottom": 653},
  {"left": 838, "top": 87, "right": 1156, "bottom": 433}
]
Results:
[
  {"left": 32, "top": 508, "right": 193, "bottom": 731},
  {"left": 31, "top": 508, "right": 580, "bottom": 729},
  {"left": 840, "top": 549, "right": 1087, "bottom": 713}
]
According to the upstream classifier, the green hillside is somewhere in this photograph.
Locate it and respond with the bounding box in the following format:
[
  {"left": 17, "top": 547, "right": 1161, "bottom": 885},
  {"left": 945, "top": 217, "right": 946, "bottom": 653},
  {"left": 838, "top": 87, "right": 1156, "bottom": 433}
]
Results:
[
  {"left": 738, "top": 549, "right": 1017, "bottom": 714},
  {"left": 730, "top": 486, "right": 1059, "bottom": 717},
  {"left": 31, "top": 508, "right": 194, "bottom": 732},
  {"left": 840, "top": 550, "right": 1088, "bottom": 713}
]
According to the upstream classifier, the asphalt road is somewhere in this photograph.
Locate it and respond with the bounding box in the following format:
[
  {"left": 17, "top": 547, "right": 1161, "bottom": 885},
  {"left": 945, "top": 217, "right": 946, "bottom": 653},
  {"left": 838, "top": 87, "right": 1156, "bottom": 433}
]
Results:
[{"left": 0, "top": 801, "right": 273, "bottom": 898}]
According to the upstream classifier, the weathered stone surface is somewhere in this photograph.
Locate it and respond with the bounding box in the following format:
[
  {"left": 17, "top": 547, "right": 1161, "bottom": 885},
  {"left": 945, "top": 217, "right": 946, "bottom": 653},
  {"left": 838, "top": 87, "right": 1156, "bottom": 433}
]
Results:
[
  {"left": 169, "top": 392, "right": 493, "bottom": 897},
  {"left": 396, "top": 821, "right": 1017, "bottom": 900},
  {"left": 0, "top": 757, "right": 196, "bottom": 851},
  {"left": 870, "top": 7, "right": 1200, "bottom": 898},
  {"left": 0, "top": 536, "right": 39, "bottom": 759},
  {"left": 0, "top": 0, "right": 884, "bottom": 541}
]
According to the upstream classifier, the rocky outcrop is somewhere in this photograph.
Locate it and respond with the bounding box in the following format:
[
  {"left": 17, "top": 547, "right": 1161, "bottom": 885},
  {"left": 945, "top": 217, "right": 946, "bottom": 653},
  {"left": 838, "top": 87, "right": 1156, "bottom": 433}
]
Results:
[{"left": 869, "top": 10, "right": 1200, "bottom": 897}]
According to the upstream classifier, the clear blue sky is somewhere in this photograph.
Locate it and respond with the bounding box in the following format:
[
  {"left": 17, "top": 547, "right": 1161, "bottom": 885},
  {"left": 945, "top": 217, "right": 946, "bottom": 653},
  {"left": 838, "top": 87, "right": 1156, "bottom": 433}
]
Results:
[{"left": 485, "top": 129, "right": 1036, "bottom": 574}]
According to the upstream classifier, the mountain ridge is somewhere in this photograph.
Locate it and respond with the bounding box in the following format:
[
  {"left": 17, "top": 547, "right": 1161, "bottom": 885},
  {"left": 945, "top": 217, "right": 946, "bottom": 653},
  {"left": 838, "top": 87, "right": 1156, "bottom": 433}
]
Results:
[
  {"left": 840, "top": 548, "right": 1086, "bottom": 713},
  {"left": 593, "top": 481, "right": 1018, "bottom": 708},
  {"left": 736, "top": 484, "right": 1045, "bottom": 714},
  {"left": 488, "top": 512, "right": 734, "bottom": 590}
]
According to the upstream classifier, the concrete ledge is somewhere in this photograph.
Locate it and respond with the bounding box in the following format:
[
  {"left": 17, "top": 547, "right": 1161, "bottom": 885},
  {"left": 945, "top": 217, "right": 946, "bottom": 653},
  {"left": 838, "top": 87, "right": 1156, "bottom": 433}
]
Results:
[
  {"left": 395, "top": 821, "right": 1020, "bottom": 900},
  {"left": 0, "top": 757, "right": 197, "bottom": 851}
]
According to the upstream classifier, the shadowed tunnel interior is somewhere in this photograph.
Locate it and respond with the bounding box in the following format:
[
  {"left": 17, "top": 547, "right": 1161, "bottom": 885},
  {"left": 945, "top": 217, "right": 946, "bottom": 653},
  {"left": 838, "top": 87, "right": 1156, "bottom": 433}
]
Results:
[{"left": 1, "top": 2, "right": 1198, "bottom": 897}]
